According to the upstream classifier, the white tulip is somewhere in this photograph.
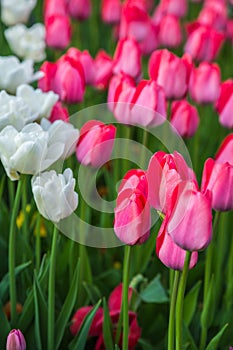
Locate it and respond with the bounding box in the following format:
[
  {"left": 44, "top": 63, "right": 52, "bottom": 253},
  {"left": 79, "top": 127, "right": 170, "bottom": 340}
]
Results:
[
  {"left": 16, "top": 84, "right": 59, "bottom": 120},
  {"left": 0, "top": 56, "right": 43, "bottom": 94},
  {"left": 0, "top": 123, "right": 64, "bottom": 180},
  {"left": 31, "top": 168, "right": 78, "bottom": 222},
  {"left": 0, "top": 90, "right": 37, "bottom": 131},
  {"left": 41, "top": 119, "right": 80, "bottom": 159},
  {"left": 1, "top": 0, "right": 37, "bottom": 26},
  {"left": 5, "top": 23, "right": 46, "bottom": 62}
]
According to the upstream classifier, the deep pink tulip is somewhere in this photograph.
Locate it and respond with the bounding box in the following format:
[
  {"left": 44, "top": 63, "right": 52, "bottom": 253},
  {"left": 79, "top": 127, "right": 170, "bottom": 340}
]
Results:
[
  {"left": 6, "top": 329, "right": 26, "bottom": 350},
  {"left": 38, "top": 61, "right": 58, "bottom": 92},
  {"left": 44, "top": 0, "right": 68, "bottom": 20},
  {"left": 147, "top": 151, "right": 197, "bottom": 213},
  {"left": 68, "top": 0, "right": 91, "bottom": 20},
  {"left": 113, "top": 38, "right": 142, "bottom": 80},
  {"left": 201, "top": 158, "right": 233, "bottom": 211},
  {"left": 158, "top": 14, "right": 182, "bottom": 48},
  {"left": 93, "top": 50, "right": 114, "bottom": 90},
  {"left": 184, "top": 22, "right": 225, "bottom": 62},
  {"left": 170, "top": 100, "right": 199, "bottom": 138},
  {"left": 45, "top": 15, "right": 71, "bottom": 49},
  {"left": 197, "top": 1, "right": 227, "bottom": 32},
  {"left": 70, "top": 307, "right": 103, "bottom": 336},
  {"left": 49, "top": 101, "right": 69, "bottom": 123},
  {"left": 159, "top": 0, "right": 188, "bottom": 18},
  {"left": 215, "top": 79, "right": 233, "bottom": 129},
  {"left": 156, "top": 218, "right": 198, "bottom": 270},
  {"left": 226, "top": 19, "right": 233, "bottom": 41},
  {"left": 148, "top": 49, "right": 193, "bottom": 100},
  {"left": 167, "top": 180, "right": 212, "bottom": 251},
  {"left": 189, "top": 62, "right": 221, "bottom": 104},
  {"left": 101, "top": 0, "right": 122, "bottom": 24},
  {"left": 118, "top": 169, "right": 148, "bottom": 197},
  {"left": 108, "top": 283, "right": 133, "bottom": 310},
  {"left": 76, "top": 120, "right": 116, "bottom": 167},
  {"left": 66, "top": 48, "right": 95, "bottom": 85},
  {"left": 215, "top": 134, "right": 233, "bottom": 165}
]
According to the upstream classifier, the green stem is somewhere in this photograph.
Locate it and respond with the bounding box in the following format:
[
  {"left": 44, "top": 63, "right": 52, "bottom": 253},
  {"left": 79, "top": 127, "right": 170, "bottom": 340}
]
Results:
[
  {"left": 140, "top": 128, "right": 148, "bottom": 170},
  {"left": 48, "top": 225, "right": 58, "bottom": 350},
  {"left": 176, "top": 251, "right": 192, "bottom": 350},
  {"left": 122, "top": 245, "right": 131, "bottom": 350},
  {"left": 168, "top": 270, "right": 180, "bottom": 350},
  {"left": 122, "top": 125, "right": 132, "bottom": 176},
  {"left": 9, "top": 179, "right": 23, "bottom": 326},
  {"left": 35, "top": 214, "right": 41, "bottom": 272}
]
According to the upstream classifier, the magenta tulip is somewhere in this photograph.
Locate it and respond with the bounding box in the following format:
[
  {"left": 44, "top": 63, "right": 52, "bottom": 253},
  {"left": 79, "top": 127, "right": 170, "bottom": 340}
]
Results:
[
  {"left": 68, "top": 0, "right": 91, "bottom": 20},
  {"left": 45, "top": 15, "right": 71, "bottom": 49},
  {"left": 93, "top": 50, "right": 114, "bottom": 90},
  {"left": 170, "top": 100, "right": 199, "bottom": 138},
  {"left": 101, "top": 0, "right": 122, "bottom": 24},
  {"left": 215, "top": 80, "right": 233, "bottom": 129},
  {"left": 6, "top": 329, "right": 26, "bottom": 350},
  {"left": 215, "top": 134, "right": 233, "bottom": 165}
]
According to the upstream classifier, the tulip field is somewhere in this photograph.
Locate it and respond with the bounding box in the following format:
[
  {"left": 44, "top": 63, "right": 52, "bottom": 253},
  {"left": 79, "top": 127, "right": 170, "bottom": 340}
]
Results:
[{"left": 1, "top": 0, "right": 233, "bottom": 349}]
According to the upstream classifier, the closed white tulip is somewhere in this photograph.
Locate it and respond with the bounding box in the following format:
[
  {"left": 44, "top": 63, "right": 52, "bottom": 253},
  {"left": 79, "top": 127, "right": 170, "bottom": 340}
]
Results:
[
  {"left": 1, "top": 0, "right": 37, "bottom": 26},
  {"left": 31, "top": 168, "right": 78, "bottom": 223}
]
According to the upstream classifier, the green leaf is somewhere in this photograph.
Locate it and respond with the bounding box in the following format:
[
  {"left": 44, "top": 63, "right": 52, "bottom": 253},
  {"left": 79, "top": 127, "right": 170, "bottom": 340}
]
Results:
[
  {"left": 0, "top": 298, "right": 10, "bottom": 349},
  {"left": 55, "top": 260, "right": 80, "bottom": 350},
  {"left": 69, "top": 299, "right": 102, "bottom": 350},
  {"left": 140, "top": 275, "right": 169, "bottom": 303},
  {"left": 138, "top": 338, "right": 156, "bottom": 350},
  {"left": 83, "top": 282, "right": 102, "bottom": 305},
  {"left": 183, "top": 323, "right": 198, "bottom": 350},
  {"left": 103, "top": 297, "right": 114, "bottom": 350},
  {"left": 184, "top": 281, "right": 202, "bottom": 327},
  {"left": 0, "top": 261, "right": 32, "bottom": 300},
  {"left": 205, "top": 324, "right": 228, "bottom": 350},
  {"left": 201, "top": 276, "right": 214, "bottom": 329},
  {"left": 115, "top": 345, "right": 120, "bottom": 350}
]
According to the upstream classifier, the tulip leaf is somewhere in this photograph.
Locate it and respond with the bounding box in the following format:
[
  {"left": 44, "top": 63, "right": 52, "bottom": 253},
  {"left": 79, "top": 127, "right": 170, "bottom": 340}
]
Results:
[
  {"left": 69, "top": 299, "right": 102, "bottom": 350},
  {"left": 83, "top": 281, "right": 102, "bottom": 305},
  {"left": 201, "top": 276, "right": 214, "bottom": 329},
  {"left": 0, "top": 260, "right": 32, "bottom": 301},
  {"left": 184, "top": 281, "right": 202, "bottom": 327},
  {"left": 205, "top": 323, "right": 228, "bottom": 350},
  {"left": 0, "top": 298, "right": 10, "bottom": 349},
  {"left": 138, "top": 338, "right": 156, "bottom": 350},
  {"left": 55, "top": 260, "right": 80, "bottom": 350},
  {"left": 140, "top": 275, "right": 169, "bottom": 303},
  {"left": 183, "top": 322, "right": 198, "bottom": 350},
  {"left": 115, "top": 345, "right": 120, "bottom": 350},
  {"left": 103, "top": 297, "right": 114, "bottom": 350}
]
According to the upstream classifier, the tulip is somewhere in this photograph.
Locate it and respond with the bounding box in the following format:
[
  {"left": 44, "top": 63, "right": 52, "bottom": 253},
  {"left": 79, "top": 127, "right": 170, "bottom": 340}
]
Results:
[
  {"left": 0, "top": 56, "right": 43, "bottom": 94},
  {"left": 148, "top": 49, "right": 192, "bottom": 100},
  {"left": 215, "top": 79, "right": 233, "bottom": 129},
  {"left": 215, "top": 134, "right": 233, "bottom": 165},
  {"left": 1, "top": 0, "right": 37, "bottom": 26},
  {"left": 76, "top": 120, "right": 116, "bottom": 167},
  {"left": 159, "top": 0, "right": 187, "bottom": 18},
  {"left": 5, "top": 23, "right": 46, "bottom": 62},
  {"left": 70, "top": 307, "right": 103, "bottom": 336},
  {"left": 38, "top": 61, "right": 58, "bottom": 92},
  {"left": 113, "top": 38, "right": 142, "bottom": 80},
  {"left": 6, "top": 329, "right": 26, "bottom": 350},
  {"left": 197, "top": 1, "right": 227, "bottom": 32},
  {"left": 45, "top": 15, "right": 71, "bottom": 49},
  {"left": 157, "top": 14, "right": 182, "bottom": 48},
  {"left": 189, "top": 62, "right": 221, "bottom": 104},
  {"left": 101, "top": 0, "right": 122, "bottom": 24},
  {"left": 68, "top": 0, "right": 91, "bottom": 20},
  {"left": 170, "top": 100, "right": 199, "bottom": 138},
  {"left": 31, "top": 168, "right": 78, "bottom": 222},
  {"left": 49, "top": 101, "right": 69, "bottom": 123},
  {"left": 201, "top": 158, "right": 233, "bottom": 212},
  {"left": 184, "top": 22, "right": 224, "bottom": 62},
  {"left": 93, "top": 50, "right": 114, "bottom": 90},
  {"left": 118, "top": 169, "right": 148, "bottom": 197},
  {"left": 44, "top": 0, "right": 68, "bottom": 19},
  {"left": 66, "top": 48, "right": 95, "bottom": 85},
  {"left": 156, "top": 218, "right": 198, "bottom": 270},
  {"left": 167, "top": 180, "right": 212, "bottom": 251}
]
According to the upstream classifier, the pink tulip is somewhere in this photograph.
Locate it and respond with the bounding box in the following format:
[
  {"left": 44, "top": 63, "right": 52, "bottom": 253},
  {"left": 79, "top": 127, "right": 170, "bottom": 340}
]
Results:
[
  {"left": 118, "top": 169, "right": 148, "bottom": 197},
  {"left": 148, "top": 49, "right": 193, "bottom": 100},
  {"left": 49, "top": 101, "right": 69, "bottom": 123},
  {"left": 147, "top": 151, "right": 197, "bottom": 213},
  {"left": 167, "top": 180, "right": 212, "bottom": 251},
  {"left": 38, "top": 61, "right": 58, "bottom": 92},
  {"left": 159, "top": 0, "right": 188, "bottom": 18},
  {"left": 108, "top": 283, "right": 133, "bottom": 310},
  {"left": 66, "top": 48, "right": 95, "bottom": 85},
  {"left": 101, "top": 0, "right": 122, "bottom": 24},
  {"left": 67, "top": 0, "right": 91, "bottom": 20},
  {"left": 45, "top": 15, "right": 71, "bottom": 49},
  {"left": 158, "top": 14, "right": 182, "bottom": 48},
  {"left": 197, "top": 1, "right": 227, "bottom": 32},
  {"left": 113, "top": 38, "right": 142, "bottom": 80},
  {"left": 76, "top": 120, "right": 116, "bottom": 167},
  {"left": 44, "top": 0, "right": 68, "bottom": 19},
  {"left": 93, "top": 50, "right": 114, "bottom": 90},
  {"left": 184, "top": 22, "right": 225, "bottom": 62},
  {"left": 170, "top": 100, "right": 199, "bottom": 138},
  {"left": 215, "top": 79, "right": 233, "bottom": 129},
  {"left": 6, "top": 329, "right": 26, "bottom": 350},
  {"left": 156, "top": 218, "right": 198, "bottom": 270},
  {"left": 215, "top": 134, "right": 233, "bottom": 165},
  {"left": 70, "top": 307, "right": 103, "bottom": 336},
  {"left": 201, "top": 158, "right": 233, "bottom": 211},
  {"left": 189, "top": 62, "right": 221, "bottom": 104}
]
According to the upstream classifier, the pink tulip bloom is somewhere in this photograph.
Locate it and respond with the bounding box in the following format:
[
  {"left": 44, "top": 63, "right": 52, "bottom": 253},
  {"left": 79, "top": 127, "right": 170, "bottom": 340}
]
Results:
[
  {"left": 70, "top": 307, "right": 103, "bottom": 336},
  {"left": 147, "top": 151, "right": 197, "bottom": 213},
  {"left": 49, "top": 101, "right": 69, "bottom": 123},
  {"left": 44, "top": 0, "right": 68, "bottom": 20},
  {"left": 38, "top": 61, "right": 58, "bottom": 92},
  {"left": 184, "top": 22, "right": 225, "bottom": 62},
  {"left": 170, "top": 100, "right": 199, "bottom": 138},
  {"left": 189, "top": 62, "right": 221, "bottom": 104},
  {"left": 215, "top": 79, "right": 233, "bottom": 129},
  {"left": 215, "top": 134, "right": 233, "bottom": 165},
  {"left": 66, "top": 48, "right": 95, "bottom": 85},
  {"left": 68, "top": 0, "right": 91, "bottom": 20},
  {"left": 201, "top": 158, "right": 233, "bottom": 211},
  {"left": 101, "top": 0, "right": 122, "bottom": 24},
  {"left": 148, "top": 49, "right": 193, "bottom": 99},
  {"left": 158, "top": 14, "right": 182, "bottom": 48},
  {"left": 167, "top": 180, "right": 212, "bottom": 251},
  {"left": 113, "top": 38, "right": 142, "bottom": 80},
  {"left": 93, "top": 50, "right": 114, "bottom": 90},
  {"left": 197, "top": 1, "right": 227, "bottom": 32},
  {"left": 6, "top": 329, "right": 26, "bottom": 350},
  {"left": 156, "top": 218, "right": 198, "bottom": 270},
  {"left": 45, "top": 15, "right": 71, "bottom": 49},
  {"left": 118, "top": 169, "right": 148, "bottom": 198},
  {"left": 159, "top": 0, "right": 188, "bottom": 18},
  {"left": 76, "top": 120, "right": 116, "bottom": 167}
]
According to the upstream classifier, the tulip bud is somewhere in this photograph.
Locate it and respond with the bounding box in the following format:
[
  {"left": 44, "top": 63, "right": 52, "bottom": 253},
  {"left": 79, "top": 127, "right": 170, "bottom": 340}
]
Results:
[
  {"left": 66, "top": 48, "right": 95, "bottom": 85},
  {"left": 49, "top": 101, "right": 69, "bottom": 123},
  {"left": 6, "top": 329, "right": 26, "bottom": 350},
  {"left": 45, "top": 15, "right": 71, "bottom": 50},
  {"left": 215, "top": 80, "right": 233, "bottom": 129},
  {"left": 159, "top": 0, "right": 188, "bottom": 18},
  {"left": 215, "top": 134, "right": 233, "bottom": 165},
  {"left": 158, "top": 14, "right": 182, "bottom": 48},
  {"left": 68, "top": 0, "right": 91, "bottom": 20},
  {"left": 93, "top": 50, "right": 114, "bottom": 90},
  {"left": 101, "top": 0, "right": 122, "bottom": 24},
  {"left": 170, "top": 100, "right": 199, "bottom": 138}
]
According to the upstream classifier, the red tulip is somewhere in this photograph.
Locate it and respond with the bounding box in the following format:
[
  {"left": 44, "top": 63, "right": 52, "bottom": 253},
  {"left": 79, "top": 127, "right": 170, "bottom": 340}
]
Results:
[
  {"left": 170, "top": 100, "right": 199, "bottom": 138},
  {"left": 215, "top": 134, "right": 233, "bottom": 165},
  {"left": 68, "top": 0, "right": 91, "bottom": 20},
  {"left": 215, "top": 79, "right": 233, "bottom": 129},
  {"left": 93, "top": 50, "right": 114, "bottom": 90},
  {"left": 70, "top": 307, "right": 103, "bottom": 336},
  {"left": 49, "top": 102, "right": 69, "bottom": 123},
  {"left": 38, "top": 61, "right": 58, "bottom": 92},
  {"left": 101, "top": 0, "right": 122, "bottom": 24},
  {"left": 45, "top": 15, "right": 71, "bottom": 49}
]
